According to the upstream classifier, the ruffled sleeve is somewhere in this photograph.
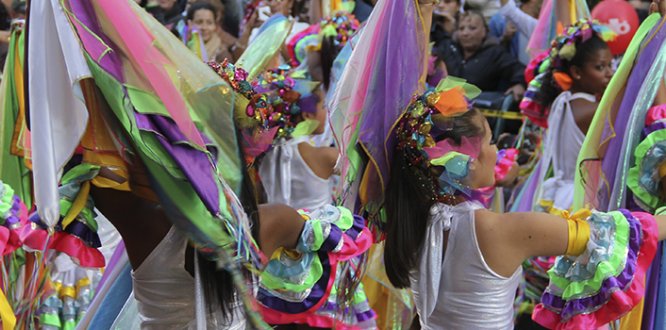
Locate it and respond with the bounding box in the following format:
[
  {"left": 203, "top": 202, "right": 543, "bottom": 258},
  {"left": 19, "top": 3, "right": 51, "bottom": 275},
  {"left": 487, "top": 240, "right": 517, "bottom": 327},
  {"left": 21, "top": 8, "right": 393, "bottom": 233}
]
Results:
[
  {"left": 628, "top": 104, "right": 666, "bottom": 211},
  {"left": 533, "top": 209, "right": 659, "bottom": 329},
  {"left": 257, "top": 205, "right": 374, "bottom": 328},
  {"left": 20, "top": 164, "right": 105, "bottom": 268}
]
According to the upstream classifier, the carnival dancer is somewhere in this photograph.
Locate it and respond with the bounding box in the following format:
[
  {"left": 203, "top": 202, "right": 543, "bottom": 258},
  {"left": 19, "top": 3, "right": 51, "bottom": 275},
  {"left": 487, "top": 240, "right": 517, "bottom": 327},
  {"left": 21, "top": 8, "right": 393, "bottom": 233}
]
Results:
[
  {"left": 383, "top": 81, "right": 666, "bottom": 330},
  {"left": 515, "top": 19, "right": 615, "bottom": 214},
  {"left": 504, "top": 20, "right": 616, "bottom": 321},
  {"left": 211, "top": 61, "right": 337, "bottom": 211},
  {"left": 210, "top": 60, "right": 376, "bottom": 329}
]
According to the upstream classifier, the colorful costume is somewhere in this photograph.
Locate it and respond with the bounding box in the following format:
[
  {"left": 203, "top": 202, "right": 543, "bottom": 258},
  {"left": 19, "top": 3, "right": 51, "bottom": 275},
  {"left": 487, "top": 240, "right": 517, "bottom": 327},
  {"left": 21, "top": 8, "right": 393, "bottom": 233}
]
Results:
[
  {"left": 390, "top": 77, "right": 658, "bottom": 329},
  {"left": 415, "top": 202, "right": 522, "bottom": 329},
  {"left": 257, "top": 205, "right": 374, "bottom": 328},
  {"left": 328, "top": 1, "right": 430, "bottom": 328},
  {"left": 533, "top": 210, "right": 658, "bottom": 329}
]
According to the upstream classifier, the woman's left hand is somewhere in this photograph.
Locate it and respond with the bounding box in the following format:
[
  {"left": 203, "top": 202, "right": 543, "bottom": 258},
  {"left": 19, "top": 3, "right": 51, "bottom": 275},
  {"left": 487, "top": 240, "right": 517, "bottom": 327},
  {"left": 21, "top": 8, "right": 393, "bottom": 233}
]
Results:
[{"left": 505, "top": 84, "right": 525, "bottom": 101}]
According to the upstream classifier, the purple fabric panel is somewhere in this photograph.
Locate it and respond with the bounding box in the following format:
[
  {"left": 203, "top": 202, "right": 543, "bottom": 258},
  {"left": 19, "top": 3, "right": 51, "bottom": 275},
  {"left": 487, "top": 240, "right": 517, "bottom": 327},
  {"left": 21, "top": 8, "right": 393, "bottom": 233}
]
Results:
[
  {"left": 320, "top": 226, "right": 343, "bottom": 252},
  {"left": 599, "top": 23, "right": 666, "bottom": 210},
  {"left": 134, "top": 112, "right": 220, "bottom": 215},
  {"left": 297, "top": 94, "right": 319, "bottom": 114},
  {"left": 317, "top": 301, "right": 377, "bottom": 322},
  {"left": 357, "top": 0, "right": 424, "bottom": 200},
  {"left": 355, "top": 310, "right": 377, "bottom": 322},
  {"left": 258, "top": 252, "right": 332, "bottom": 314},
  {"left": 540, "top": 210, "right": 641, "bottom": 320},
  {"left": 65, "top": 220, "right": 103, "bottom": 247},
  {"left": 643, "top": 122, "right": 666, "bottom": 137},
  {"left": 29, "top": 211, "right": 44, "bottom": 227},
  {"left": 3, "top": 196, "right": 22, "bottom": 227},
  {"left": 342, "top": 214, "right": 366, "bottom": 241},
  {"left": 68, "top": 0, "right": 124, "bottom": 81}
]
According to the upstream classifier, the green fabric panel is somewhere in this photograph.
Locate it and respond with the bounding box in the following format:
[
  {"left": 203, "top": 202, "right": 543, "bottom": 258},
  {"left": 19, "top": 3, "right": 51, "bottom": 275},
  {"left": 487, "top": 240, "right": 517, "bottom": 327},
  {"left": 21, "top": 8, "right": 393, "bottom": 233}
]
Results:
[
  {"left": 0, "top": 29, "right": 31, "bottom": 207},
  {"left": 87, "top": 57, "right": 233, "bottom": 248}
]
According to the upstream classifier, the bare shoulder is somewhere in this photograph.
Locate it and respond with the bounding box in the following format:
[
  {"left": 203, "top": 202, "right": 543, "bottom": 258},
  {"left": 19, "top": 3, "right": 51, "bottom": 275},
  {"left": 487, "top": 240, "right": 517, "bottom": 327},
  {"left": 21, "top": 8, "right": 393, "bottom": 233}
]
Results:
[
  {"left": 473, "top": 208, "right": 505, "bottom": 232},
  {"left": 570, "top": 97, "right": 598, "bottom": 134},
  {"left": 473, "top": 209, "right": 526, "bottom": 277},
  {"left": 297, "top": 143, "right": 338, "bottom": 179}
]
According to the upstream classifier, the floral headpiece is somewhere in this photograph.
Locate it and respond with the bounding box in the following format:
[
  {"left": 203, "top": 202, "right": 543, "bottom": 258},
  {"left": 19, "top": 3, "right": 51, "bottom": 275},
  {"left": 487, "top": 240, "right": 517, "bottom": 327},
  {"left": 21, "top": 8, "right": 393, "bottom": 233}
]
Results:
[
  {"left": 319, "top": 12, "right": 359, "bottom": 50},
  {"left": 395, "top": 77, "right": 482, "bottom": 200},
  {"left": 210, "top": 60, "right": 321, "bottom": 160},
  {"left": 250, "top": 65, "right": 322, "bottom": 139},
  {"left": 520, "top": 19, "right": 616, "bottom": 127},
  {"left": 286, "top": 11, "right": 360, "bottom": 67}
]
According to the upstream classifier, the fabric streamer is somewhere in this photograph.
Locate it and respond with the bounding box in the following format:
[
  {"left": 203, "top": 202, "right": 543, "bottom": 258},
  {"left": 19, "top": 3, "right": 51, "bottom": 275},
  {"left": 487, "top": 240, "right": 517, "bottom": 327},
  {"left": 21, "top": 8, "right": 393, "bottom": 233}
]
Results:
[
  {"left": 236, "top": 15, "right": 294, "bottom": 80},
  {"left": 330, "top": 0, "right": 427, "bottom": 231},
  {"left": 28, "top": 0, "right": 91, "bottom": 230}
]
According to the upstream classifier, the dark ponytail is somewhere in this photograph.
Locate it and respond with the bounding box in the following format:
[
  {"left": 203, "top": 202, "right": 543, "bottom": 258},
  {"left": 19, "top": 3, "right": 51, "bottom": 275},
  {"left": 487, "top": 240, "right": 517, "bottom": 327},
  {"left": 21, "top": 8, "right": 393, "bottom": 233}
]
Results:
[
  {"left": 320, "top": 35, "right": 338, "bottom": 91},
  {"left": 196, "top": 128, "right": 261, "bottom": 321},
  {"left": 384, "top": 109, "right": 485, "bottom": 288}
]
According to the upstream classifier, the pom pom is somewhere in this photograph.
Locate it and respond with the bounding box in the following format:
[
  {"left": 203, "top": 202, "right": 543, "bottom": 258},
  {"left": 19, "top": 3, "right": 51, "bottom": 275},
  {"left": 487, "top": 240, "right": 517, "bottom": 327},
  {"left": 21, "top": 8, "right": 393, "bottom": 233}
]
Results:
[{"left": 553, "top": 72, "right": 573, "bottom": 91}]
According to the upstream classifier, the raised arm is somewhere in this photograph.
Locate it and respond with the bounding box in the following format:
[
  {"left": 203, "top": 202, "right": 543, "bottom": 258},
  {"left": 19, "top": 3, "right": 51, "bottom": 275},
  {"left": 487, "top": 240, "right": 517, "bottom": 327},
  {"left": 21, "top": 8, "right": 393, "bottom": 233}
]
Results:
[
  {"left": 474, "top": 209, "right": 569, "bottom": 277},
  {"left": 498, "top": 0, "right": 537, "bottom": 37},
  {"left": 477, "top": 208, "right": 666, "bottom": 278}
]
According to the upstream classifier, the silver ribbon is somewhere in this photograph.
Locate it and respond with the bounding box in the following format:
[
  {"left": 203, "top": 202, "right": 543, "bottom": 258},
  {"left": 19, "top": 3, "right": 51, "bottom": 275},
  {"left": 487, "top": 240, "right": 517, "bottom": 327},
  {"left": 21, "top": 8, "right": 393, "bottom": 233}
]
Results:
[{"left": 414, "top": 203, "right": 454, "bottom": 321}]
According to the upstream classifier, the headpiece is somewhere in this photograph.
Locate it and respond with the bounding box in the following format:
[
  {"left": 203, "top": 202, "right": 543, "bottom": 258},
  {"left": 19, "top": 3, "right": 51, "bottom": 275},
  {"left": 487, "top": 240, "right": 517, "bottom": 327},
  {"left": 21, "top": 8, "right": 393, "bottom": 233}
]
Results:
[
  {"left": 520, "top": 19, "right": 616, "bottom": 128},
  {"left": 395, "top": 77, "right": 482, "bottom": 200},
  {"left": 286, "top": 11, "right": 360, "bottom": 67},
  {"left": 210, "top": 60, "right": 322, "bottom": 160}
]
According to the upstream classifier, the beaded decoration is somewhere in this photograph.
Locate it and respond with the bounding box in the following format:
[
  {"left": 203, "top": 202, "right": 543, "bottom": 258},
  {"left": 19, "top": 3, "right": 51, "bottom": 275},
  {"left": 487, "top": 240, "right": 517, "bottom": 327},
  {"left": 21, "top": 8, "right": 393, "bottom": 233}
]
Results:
[
  {"left": 520, "top": 19, "right": 616, "bottom": 127},
  {"left": 210, "top": 60, "right": 321, "bottom": 139},
  {"left": 395, "top": 78, "right": 482, "bottom": 201},
  {"left": 209, "top": 59, "right": 255, "bottom": 100},
  {"left": 210, "top": 60, "right": 322, "bottom": 163}
]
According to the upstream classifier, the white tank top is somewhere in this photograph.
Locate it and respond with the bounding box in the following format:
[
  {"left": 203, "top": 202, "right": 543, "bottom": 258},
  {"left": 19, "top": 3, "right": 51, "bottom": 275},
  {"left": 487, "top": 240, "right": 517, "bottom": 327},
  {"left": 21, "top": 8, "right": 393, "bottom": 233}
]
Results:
[
  {"left": 536, "top": 92, "right": 595, "bottom": 210},
  {"left": 132, "top": 226, "right": 245, "bottom": 329},
  {"left": 259, "top": 138, "right": 332, "bottom": 210},
  {"left": 410, "top": 202, "right": 521, "bottom": 329}
]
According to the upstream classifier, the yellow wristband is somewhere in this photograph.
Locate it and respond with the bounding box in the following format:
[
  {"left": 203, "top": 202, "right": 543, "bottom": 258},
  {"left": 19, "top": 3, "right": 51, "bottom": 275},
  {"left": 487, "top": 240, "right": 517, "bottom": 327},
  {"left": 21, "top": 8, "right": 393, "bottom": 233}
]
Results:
[{"left": 565, "top": 218, "right": 590, "bottom": 256}]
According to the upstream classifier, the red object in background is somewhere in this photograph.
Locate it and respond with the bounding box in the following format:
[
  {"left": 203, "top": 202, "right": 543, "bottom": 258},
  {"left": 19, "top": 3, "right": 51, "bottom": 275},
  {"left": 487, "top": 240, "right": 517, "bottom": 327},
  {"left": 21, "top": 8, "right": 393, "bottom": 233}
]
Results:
[{"left": 592, "top": 0, "right": 640, "bottom": 55}]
